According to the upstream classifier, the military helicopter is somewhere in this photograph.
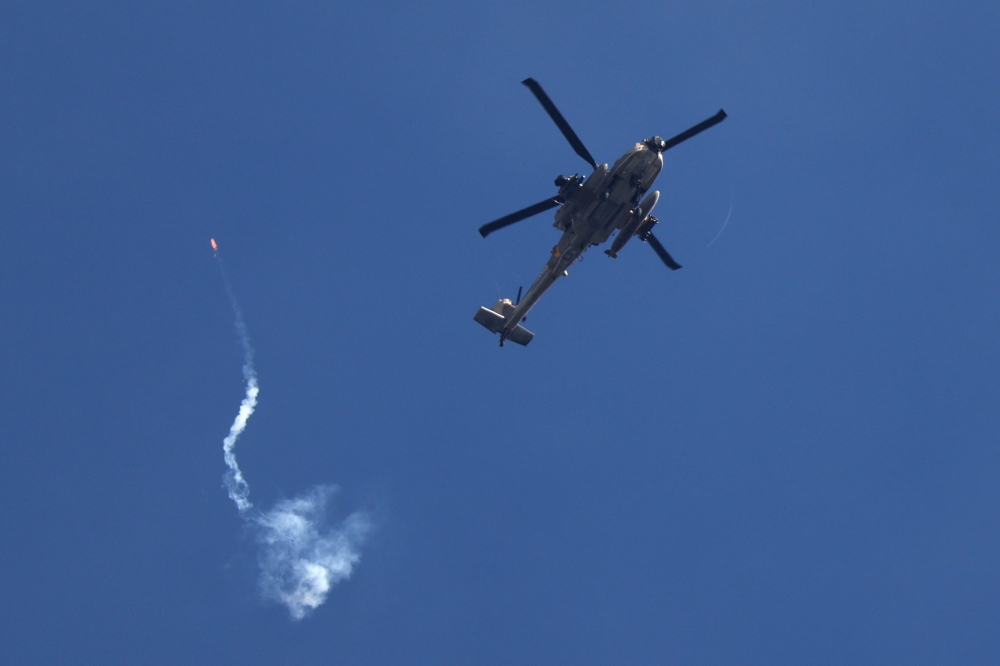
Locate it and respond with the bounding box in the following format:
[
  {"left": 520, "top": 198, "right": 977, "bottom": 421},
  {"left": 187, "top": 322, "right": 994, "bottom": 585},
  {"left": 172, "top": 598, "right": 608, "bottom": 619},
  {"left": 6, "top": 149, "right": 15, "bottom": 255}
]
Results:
[{"left": 474, "top": 78, "right": 727, "bottom": 346}]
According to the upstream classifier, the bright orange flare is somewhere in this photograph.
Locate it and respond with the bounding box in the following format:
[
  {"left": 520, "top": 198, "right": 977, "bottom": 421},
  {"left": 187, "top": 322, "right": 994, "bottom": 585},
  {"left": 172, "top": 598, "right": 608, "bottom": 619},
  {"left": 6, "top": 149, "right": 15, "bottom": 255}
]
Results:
[{"left": 211, "top": 238, "right": 218, "bottom": 252}]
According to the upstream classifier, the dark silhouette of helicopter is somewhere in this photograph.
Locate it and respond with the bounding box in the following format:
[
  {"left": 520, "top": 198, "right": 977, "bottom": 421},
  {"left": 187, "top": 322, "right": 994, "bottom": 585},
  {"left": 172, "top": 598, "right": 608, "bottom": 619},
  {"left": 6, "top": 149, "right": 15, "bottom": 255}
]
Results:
[{"left": 475, "top": 78, "right": 727, "bottom": 346}]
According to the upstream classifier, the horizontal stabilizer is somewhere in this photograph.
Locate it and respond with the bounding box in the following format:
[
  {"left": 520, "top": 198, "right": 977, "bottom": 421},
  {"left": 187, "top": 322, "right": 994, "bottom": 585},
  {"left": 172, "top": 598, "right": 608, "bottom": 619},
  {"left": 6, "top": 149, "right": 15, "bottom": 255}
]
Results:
[{"left": 473, "top": 307, "right": 534, "bottom": 346}]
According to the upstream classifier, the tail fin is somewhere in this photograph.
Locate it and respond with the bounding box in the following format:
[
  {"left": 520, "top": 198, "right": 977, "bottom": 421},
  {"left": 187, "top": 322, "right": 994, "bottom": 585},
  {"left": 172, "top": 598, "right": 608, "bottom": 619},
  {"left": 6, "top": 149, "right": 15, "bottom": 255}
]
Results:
[{"left": 473, "top": 302, "right": 534, "bottom": 346}]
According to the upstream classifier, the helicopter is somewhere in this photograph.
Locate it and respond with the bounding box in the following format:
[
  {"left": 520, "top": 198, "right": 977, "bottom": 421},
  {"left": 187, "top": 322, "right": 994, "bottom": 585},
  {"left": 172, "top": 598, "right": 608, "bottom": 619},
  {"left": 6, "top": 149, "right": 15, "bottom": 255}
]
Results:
[{"left": 474, "top": 78, "right": 727, "bottom": 346}]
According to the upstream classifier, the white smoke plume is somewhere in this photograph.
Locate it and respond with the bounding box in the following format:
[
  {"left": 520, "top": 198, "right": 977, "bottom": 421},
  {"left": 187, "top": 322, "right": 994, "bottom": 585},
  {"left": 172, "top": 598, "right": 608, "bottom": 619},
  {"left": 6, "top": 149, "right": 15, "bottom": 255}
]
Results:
[
  {"left": 215, "top": 251, "right": 370, "bottom": 619},
  {"left": 221, "top": 293, "right": 256, "bottom": 514}
]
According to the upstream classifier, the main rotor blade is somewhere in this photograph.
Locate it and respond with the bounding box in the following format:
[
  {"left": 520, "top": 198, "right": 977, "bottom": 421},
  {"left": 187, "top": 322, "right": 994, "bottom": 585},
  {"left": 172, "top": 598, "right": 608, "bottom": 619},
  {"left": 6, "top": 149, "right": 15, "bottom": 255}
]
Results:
[
  {"left": 645, "top": 231, "right": 682, "bottom": 270},
  {"left": 479, "top": 197, "right": 562, "bottom": 238},
  {"left": 522, "top": 78, "right": 598, "bottom": 170},
  {"left": 662, "top": 109, "right": 728, "bottom": 152}
]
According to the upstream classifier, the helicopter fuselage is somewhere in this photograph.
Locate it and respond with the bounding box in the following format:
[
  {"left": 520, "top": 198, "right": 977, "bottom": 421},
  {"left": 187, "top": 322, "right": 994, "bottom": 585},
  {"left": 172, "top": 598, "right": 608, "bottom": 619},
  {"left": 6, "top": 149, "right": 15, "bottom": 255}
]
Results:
[
  {"left": 475, "top": 77, "right": 725, "bottom": 346},
  {"left": 499, "top": 143, "right": 664, "bottom": 338}
]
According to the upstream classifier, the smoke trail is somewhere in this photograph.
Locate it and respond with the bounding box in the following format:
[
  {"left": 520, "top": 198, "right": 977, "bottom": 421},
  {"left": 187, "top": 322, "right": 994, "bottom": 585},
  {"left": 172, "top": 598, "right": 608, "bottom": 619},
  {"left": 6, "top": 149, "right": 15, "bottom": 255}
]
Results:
[
  {"left": 707, "top": 195, "right": 734, "bottom": 249},
  {"left": 220, "top": 268, "right": 256, "bottom": 514},
  {"left": 214, "top": 245, "right": 370, "bottom": 619}
]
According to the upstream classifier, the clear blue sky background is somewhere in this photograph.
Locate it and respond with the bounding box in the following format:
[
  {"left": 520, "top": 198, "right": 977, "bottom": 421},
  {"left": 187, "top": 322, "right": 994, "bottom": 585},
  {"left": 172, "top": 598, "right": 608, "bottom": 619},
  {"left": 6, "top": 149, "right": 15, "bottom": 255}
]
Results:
[{"left": 1, "top": 2, "right": 998, "bottom": 664}]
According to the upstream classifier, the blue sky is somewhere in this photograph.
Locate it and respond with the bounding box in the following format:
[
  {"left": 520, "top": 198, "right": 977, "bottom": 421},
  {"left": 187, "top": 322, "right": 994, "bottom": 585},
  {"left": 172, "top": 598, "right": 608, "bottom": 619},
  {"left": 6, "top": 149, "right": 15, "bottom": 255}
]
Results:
[{"left": 1, "top": 2, "right": 998, "bottom": 664}]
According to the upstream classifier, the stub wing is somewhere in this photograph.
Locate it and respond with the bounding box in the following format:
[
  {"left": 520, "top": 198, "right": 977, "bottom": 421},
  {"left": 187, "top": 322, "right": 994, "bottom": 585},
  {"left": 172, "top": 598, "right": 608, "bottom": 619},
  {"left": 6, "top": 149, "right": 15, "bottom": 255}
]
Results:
[{"left": 473, "top": 307, "right": 534, "bottom": 346}]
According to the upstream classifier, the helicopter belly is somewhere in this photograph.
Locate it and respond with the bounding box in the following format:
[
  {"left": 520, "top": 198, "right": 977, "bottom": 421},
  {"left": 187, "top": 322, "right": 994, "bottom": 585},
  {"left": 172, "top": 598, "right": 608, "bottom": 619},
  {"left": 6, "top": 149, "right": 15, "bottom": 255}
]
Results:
[{"left": 591, "top": 199, "right": 629, "bottom": 232}]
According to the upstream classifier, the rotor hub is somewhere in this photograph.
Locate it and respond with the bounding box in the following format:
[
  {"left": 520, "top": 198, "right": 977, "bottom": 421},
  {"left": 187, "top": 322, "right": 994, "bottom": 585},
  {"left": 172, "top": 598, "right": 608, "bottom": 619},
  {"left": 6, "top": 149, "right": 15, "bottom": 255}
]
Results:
[{"left": 643, "top": 136, "right": 667, "bottom": 153}]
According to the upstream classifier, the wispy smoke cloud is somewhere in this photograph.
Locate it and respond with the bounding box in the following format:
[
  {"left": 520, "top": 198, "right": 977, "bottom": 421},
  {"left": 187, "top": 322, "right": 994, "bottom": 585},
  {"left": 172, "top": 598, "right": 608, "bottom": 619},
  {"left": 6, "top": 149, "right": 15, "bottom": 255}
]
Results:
[
  {"left": 255, "top": 486, "right": 370, "bottom": 620},
  {"left": 216, "top": 253, "right": 369, "bottom": 620}
]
